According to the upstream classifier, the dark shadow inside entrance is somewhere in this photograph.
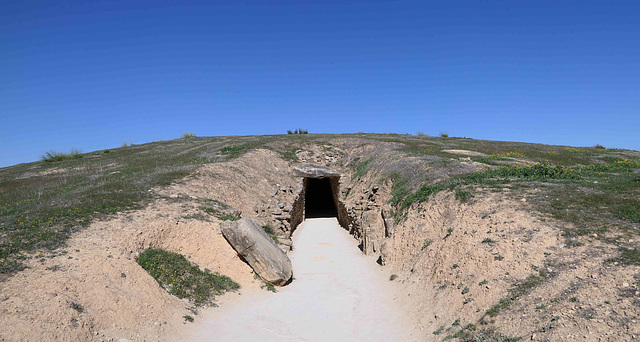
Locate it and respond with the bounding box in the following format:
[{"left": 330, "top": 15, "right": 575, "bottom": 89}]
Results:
[{"left": 305, "top": 178, "right": 338, "bottom": 218}]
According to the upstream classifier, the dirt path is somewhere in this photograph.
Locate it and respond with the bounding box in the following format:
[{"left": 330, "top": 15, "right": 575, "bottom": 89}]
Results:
[{"left": 189, "top": 218, "right": 417, "bottom": 342}]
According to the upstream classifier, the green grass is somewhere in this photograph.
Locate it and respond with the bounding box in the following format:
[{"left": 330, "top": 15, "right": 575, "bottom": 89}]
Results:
[
  {"left": 263, "top": 282, "right": 277, "bottom": 292},
  {"left": 136, "top": 248, "right": 239, "bottom": 306},
  {"left": 0, "top": 137, "right": 227, "bottom": 274},
  {"left": 614, "top": 247, "right": 640, "bottom": 265},
  {"left": 352, "top": 158, "right": 372, "bottom": 179},
  {"left": 41, "top": 149, "right": 83, "bottom": 162}
]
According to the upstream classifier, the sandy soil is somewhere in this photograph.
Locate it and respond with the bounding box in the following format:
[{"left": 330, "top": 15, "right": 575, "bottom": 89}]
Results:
[{"left": 189, "top": 218, "right": 418, "bottom": 342}]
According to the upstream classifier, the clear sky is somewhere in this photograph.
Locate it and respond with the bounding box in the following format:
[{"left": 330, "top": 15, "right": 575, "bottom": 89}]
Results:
[{"left": 2, "top": 1, "right": 639, "bottom": 167}]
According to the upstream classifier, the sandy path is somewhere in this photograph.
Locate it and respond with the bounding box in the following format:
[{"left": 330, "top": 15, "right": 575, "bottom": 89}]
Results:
[{"left": 189, "top": 218, "right": 416, "bottom": 342}]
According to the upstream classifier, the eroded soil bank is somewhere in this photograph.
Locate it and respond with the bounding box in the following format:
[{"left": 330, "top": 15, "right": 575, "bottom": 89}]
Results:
[{"left": 189, "top": 218, "right": 417, "bottom": 342}]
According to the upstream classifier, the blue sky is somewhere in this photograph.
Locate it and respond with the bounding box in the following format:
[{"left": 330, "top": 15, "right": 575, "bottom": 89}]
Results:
[{"left": 2, "top": 0, "right": 639, "bottom": 167}]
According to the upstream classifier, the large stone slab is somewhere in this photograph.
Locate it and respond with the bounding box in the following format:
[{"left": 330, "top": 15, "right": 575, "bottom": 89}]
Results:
[
  {"left": 293, "top": 164, "right": 340, "bottom": 178},
  {"left": 221, "top": 218, "right": 293, "bottom": 285}
]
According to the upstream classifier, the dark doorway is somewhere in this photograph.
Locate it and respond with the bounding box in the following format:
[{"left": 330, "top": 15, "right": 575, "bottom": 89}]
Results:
[{"left": 305, "top": 178, "right": 338, "bottom": 218}]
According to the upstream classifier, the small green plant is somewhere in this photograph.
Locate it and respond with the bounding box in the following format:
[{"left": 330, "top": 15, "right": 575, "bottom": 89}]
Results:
[
  {"left": 461, "top": 286, "right": 469, "bottom": 294},
  {"left": 287, "top": 128, "right": 308, "bottom": 134},
  {"left": 264, "top": 283, "right": 277, "bottom": 293},
  {"left": 182, "top": 132, "right": 196, "bottom": 139},
  {"left": 389, "top": 274, "right": 398, "bottom": 281},
  {"left": 416, "top": 131, "right": 426, "bottom": 136},
  {"left": 216, "top": 213, "right": 240, "bottom": 221},
  {"left": 433, "top": 326, "right": 444, "bottom": 335},
  {"left": 455, "top": 189, "right": 473, "bottom": 203},
  {"left": 452, "top": 319, "right": 460, "bottom": 327},
  {"left": 183, "top": 315, "right": 194, "bottom": 323},
  {"left": 569, "top": 296, "right": 578, "bottom": 302},
  {"left": 41, "top": 149, "right": 83, "bottom": 162},
  {"left": 69, "top": 302, "right": 84, "bottom": 313},
  {"left": 482, "top": 238, "right": 495, "bottom": 244},
  {"left": 452, "top": 264, "right": 459, "bottom": 269},
  {"left": 440, "top": 131, "right": 449, "bottom": 138},
  {"left": 535, "top": 304, "right": 547, "bottom": 311},
  {"left": 263, "top": 224, "right": 275, "bottom": 235},
  {"left": 478, "top": 279, "right": 488, "bottom": 286},
  {"left": 423, "top": 238, "right": 432, "bottom": 249},
  {"left": 445, "top": 227, "right": 453, "bottom": 238},
  {"left": 494, "top": 254, "right": 504, "bottom": 261},
  {"left": 137, "top": 248, "right": 239, "bottom": 306},
  {"left": 121, "top": 272, "right": 126, "bottom": 278}
]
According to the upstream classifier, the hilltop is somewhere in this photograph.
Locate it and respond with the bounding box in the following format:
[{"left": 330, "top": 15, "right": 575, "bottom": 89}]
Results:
[{"left": 1, "top": 133, "right": 639, "bottom": 341}]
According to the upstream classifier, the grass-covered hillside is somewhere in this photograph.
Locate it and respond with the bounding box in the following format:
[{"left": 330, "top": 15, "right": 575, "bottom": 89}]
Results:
[{"left": 1, "top": 133, "right": 639, "bottom": 276}]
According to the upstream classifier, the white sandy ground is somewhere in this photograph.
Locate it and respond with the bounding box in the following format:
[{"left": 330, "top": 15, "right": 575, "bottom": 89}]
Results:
[{"left": 188, "top": 218, "right": 418, "bottom": 342}]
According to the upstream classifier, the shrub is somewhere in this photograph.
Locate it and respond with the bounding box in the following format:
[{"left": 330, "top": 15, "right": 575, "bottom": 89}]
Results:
[
  {"left": 41, "top": 149, "right": 82, "bottom": 162},
  {"left": 440, "top": 131, "right": 449, "bottom": 138},
  {"left": 137, "top": 248, "right": 239, "bottom": 306},
  {"left": 182, "top": 132, "right": 196, "bottom": 139},
  {"left": 287, "top": 128, "right": 309, "bottom": 134}
]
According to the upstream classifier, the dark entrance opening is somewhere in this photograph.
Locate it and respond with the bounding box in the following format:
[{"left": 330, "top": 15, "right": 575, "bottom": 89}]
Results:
[{"left": 304, "top": 178, "right": 338, "bottom": 218}]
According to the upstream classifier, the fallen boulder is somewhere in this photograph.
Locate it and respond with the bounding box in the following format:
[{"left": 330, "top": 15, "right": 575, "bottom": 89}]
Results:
[{"left": 221, "top": 218, "right": 293, "bottom": 285}]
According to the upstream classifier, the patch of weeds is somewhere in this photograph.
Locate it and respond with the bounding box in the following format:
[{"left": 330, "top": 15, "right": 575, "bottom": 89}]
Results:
[
  {"left": 616, "top": 202, "right": 640, "bottom": 223},
  {"left": 181, "top": 132, "right": 196, "bottom": 139},
  {"left": 262, "top": 225, "right": 280, "bottom": 243},
  {"left": 612, "top": 247, "right": 640, "bottom": 266},
  {"left": 69, "top": 301, "right": 84, "bottom": 313},
  {"left": 279, "top": 148, "right": 300, "bottom": 162},
  {"left": 455, "top": 189, "right": 473, "bottom": 203},
  {"left": 422, "top": 238, "right": 432, "bottom": 249},
  {"left": 444, "top": 227, "right": 454, "bottom": 239},
  {"left": 183, "top": 315, "right": 194, "bottom": 323},
  {"left": 216, "top": 213, "right": 240, "bottom": 221},
  {"left": 479, "top": 279, "right": 488, "bottom": 286},
  {"left": 440, "top": 131, "right": 449, "bottom": 138},
  {"left": 263, "top": 283, "right": 277, "bottom": 293},
  {"left": 41, "top": 149, "right": 83, "bottom": 162},
  {"left": 263, "top": 224, "right": 275, "bottom": 235},
  {"left": 401, "top": 182, "right": 452, "bottom": 210},
  {"left": 389, "top": 174, "right": 409, "bottom": 206},
  {"left": 484, "top": 272, "right": 547, "bottom": 318},
  {"left": 389, "top": 274, "right": 398, "bottom": 281},
  {"left": 352, "top": 158, "right": 372, "bottom": 180},
  {"left": 137, "top": 248, "right": 239, "bottom": 306},
  {"left": 433, "top": 326, "right": 445, "bottom": 335}
]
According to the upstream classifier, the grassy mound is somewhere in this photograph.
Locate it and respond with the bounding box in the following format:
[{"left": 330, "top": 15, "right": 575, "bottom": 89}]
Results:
[{"left": 136, "top": 248, "right": 239, "bottom": 306}]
